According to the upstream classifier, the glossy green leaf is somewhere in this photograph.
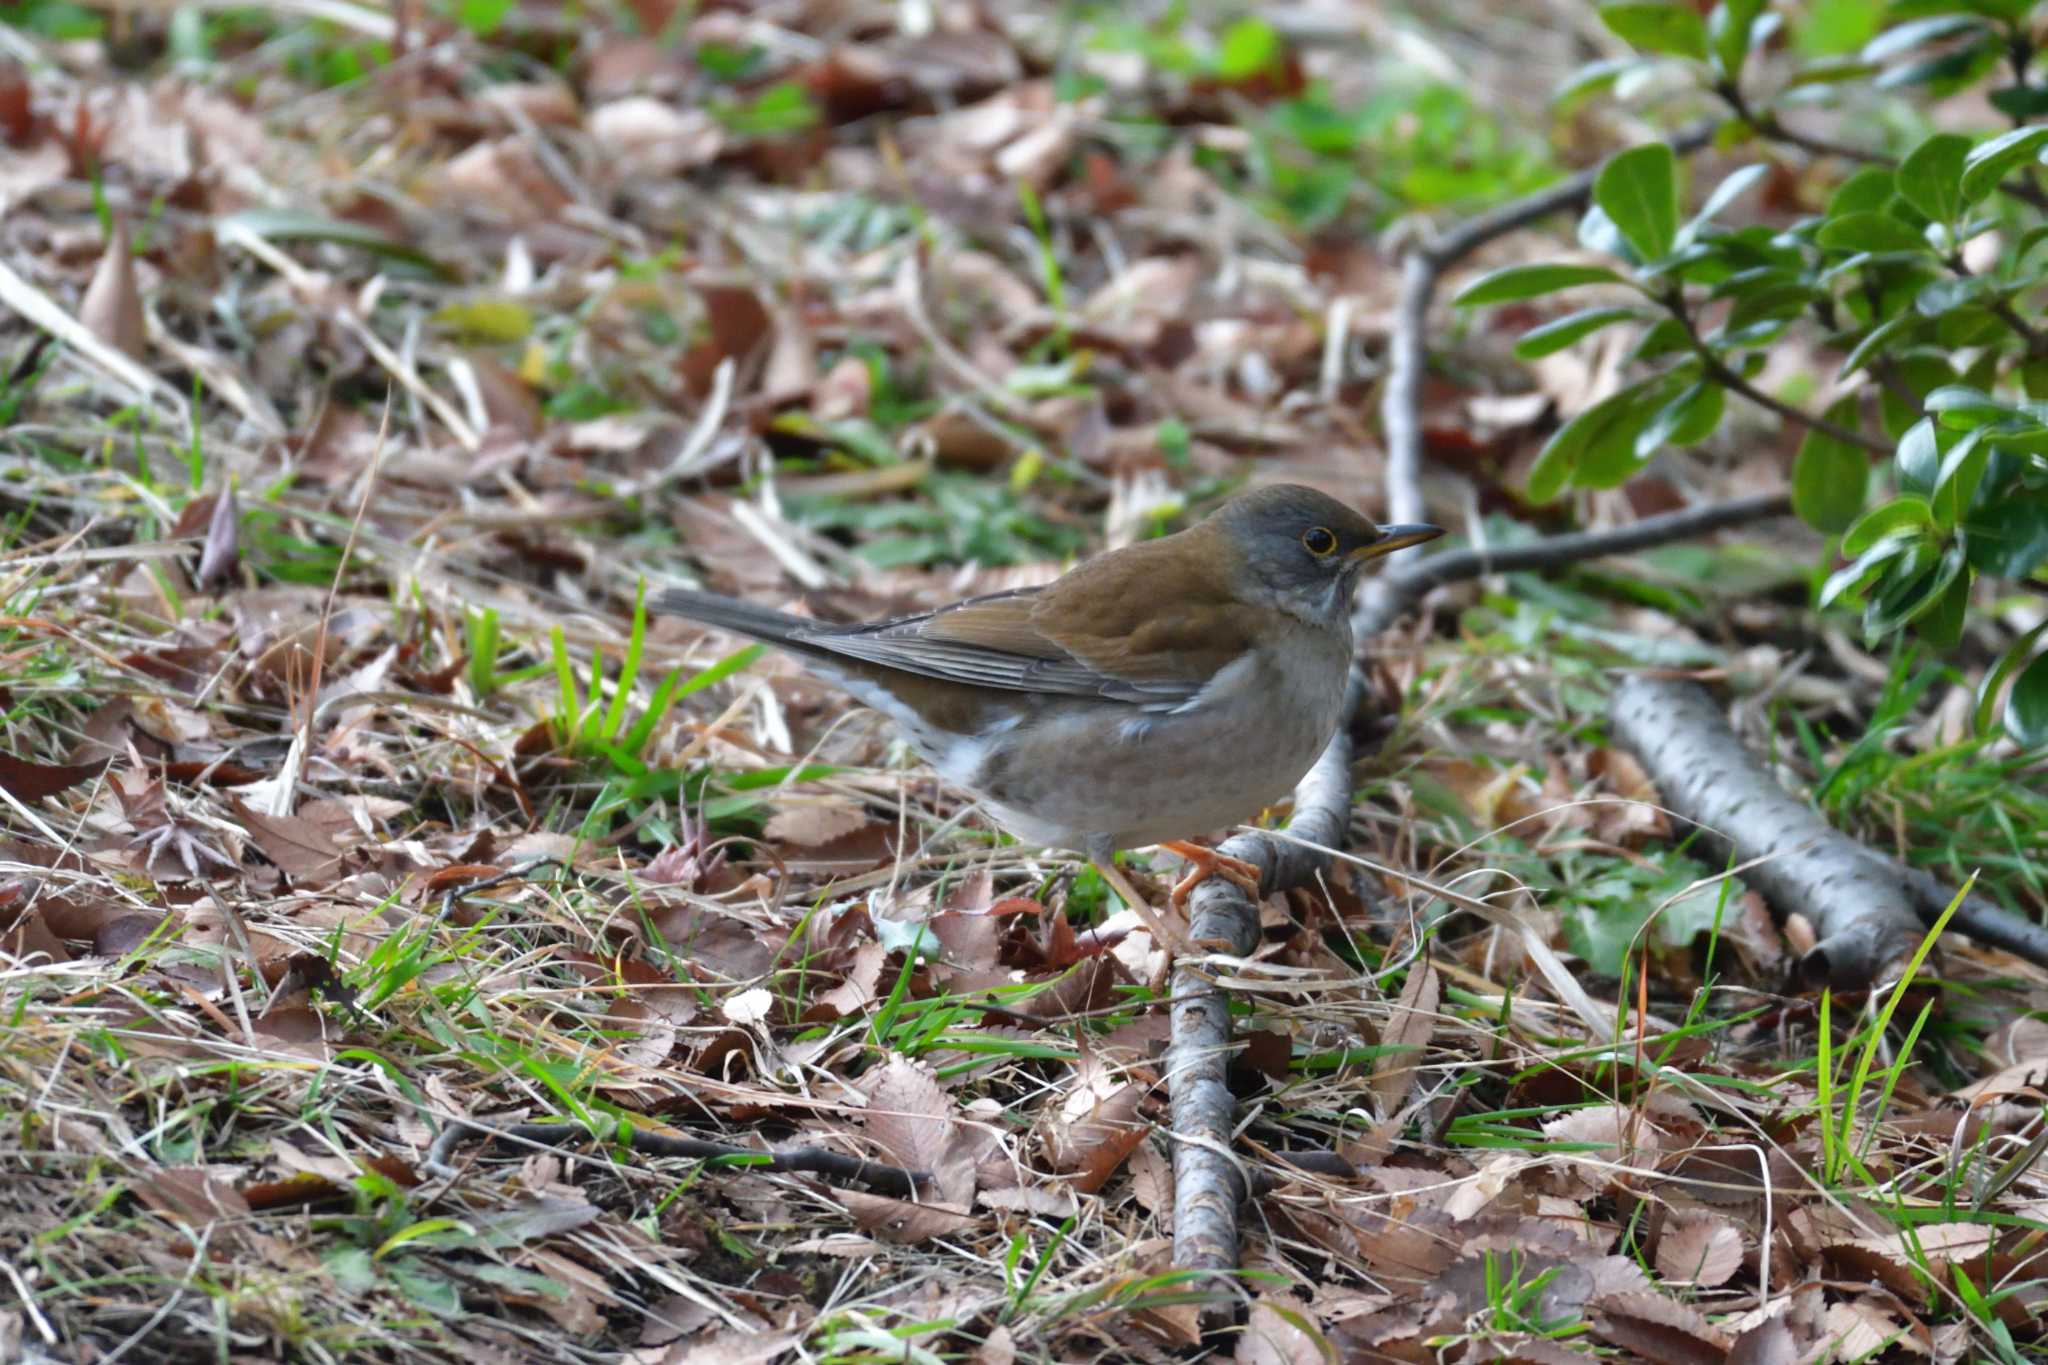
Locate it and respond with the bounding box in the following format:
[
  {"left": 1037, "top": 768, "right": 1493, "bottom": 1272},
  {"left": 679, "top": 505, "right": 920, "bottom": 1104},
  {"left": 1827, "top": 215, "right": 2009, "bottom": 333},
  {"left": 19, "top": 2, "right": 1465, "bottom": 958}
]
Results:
[
  {"left": 1840, "top": 314, "right": 1918, "bottom": 376},
  {"left": 1815, "top": 212, "right": 1928, "bottom": 254},
  {"left": 1863, "top": 14, "right": 1987, "bottom": 64},
  {"left": 1895, "top": 416, "right": 1946, "bottom": 495},
  {"left": 1599, "top": 3, "right": 1709, "bottom": 58},
  {"left": 1527, "top": 384, "right": 1659, "bottom": 500},
  {"left": 1896, "top": 131, "right": 1971, "bottom": 224},
  {"left": 1925, "top": 384, "right": 2011, "bottom": 427},
  {"left": 1686, "top": 164, "right": 1769, "bottom": 239},
  {"left": 1964, "top": 497, "right": 2048, "bottom": 577},
  {"left": 1979, "top": 621, "right": 2048, "bottom": 734},
  {"left": 1595, "top": 143, "right": 1679, "bottom": 263},
  {"left": 1843, "top": 496, "right": 1933, "bottom": 556},
  {"left": 2006, "top": 648, "right": 2048, "bottom": 748},
  {"left": 1916, "top": 566, "right": 1971, "bottom": 649},
  {"left": 1792, "top": 397, "right": 1870, "bottom": 532},
  {"left": 1826, "top": 166, "right": 1895, "bottom": 217},
  {"left": 1513, "top": 306, "right": 1643, "bottom": 359},
  {"left": 1711, "top": 0, "right": 1769, "bottom": 78},
  {"left": 1452, "top": 263, "right": 1625, "bottom": 306},
  {"left": 1818, "top": 531, "right": 1920, "bottom": 609},
  {"left": 1635, "top": 380, "right": 1724, "bottom": 455},
  {"left": 1960, "top": 125, "right": 2048, "bottom": 206},
  {"left": 1931, "top": 427, "right": 1990, "bottom": 530}
]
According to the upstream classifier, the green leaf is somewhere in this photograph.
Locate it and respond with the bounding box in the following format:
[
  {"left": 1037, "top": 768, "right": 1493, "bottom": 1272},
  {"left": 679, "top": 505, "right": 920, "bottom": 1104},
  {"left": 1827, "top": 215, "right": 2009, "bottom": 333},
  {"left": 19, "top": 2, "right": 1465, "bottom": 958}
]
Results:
[
  {"left": 1711, "top": 0, "right": 1770, "bottom": 78},
  {"left": 1527, "top": 384, "right": 1659, "bottom": 500},
  {"left": 1818, "top": 532, "right": 1915, "bottom": 610},
  {"left": 2005, "top": 649, "right": 2048, "bottom": 747},
  {"left": 1636, "top": 380, "right": 1724, "bottom": 455},
  {"left": 1595, "top": 143, "right": 1680, "bottom": 263},
  {"left": 217, "top": 208, "right": 453, "bottom": 278},
  {"left": 1792, "top": 397, "right": 1871, "bottom": 532},
  {"left": 1960, "top": 125, "right": 2048, "bottom": 206},
  {"left": 1916, "top": 565, "right": 1970, "bottom": 650},
  {"left": 1895, "top": 416, "right": 1945, "bottom": 495},
  {"left": 1840, "top": 313, "right": 1919, "bottom": 376},
  {"left": 1815, "top": 212, "right": 1928, "bottom": 254},
  {"left": 1977, "top": 621, "right": 2048, "bottom": 733},
  {"left": 1599, "top": 3, "right": 1709, "bottom": 58},
  {"left": 1452, "top": 263, "right": 1626, "bottom": 306},
  {"left": 1964, "top": 494, "right": 2048, "bottom": 577},
  {"left": 1863, "top": 14, "right": 1988, "bottom": 64},
  {"left": 1843, "top": 497, "right": 1933, "bottom": 556},
  {"left": 1513, "top": 306, "right": 1643, "bottom": 359},
  {"left": 1826, "top": 166, "right": 1895, "bottom": 217},
  {"left": 1930, "top": 427, "right": 1990, "bottom": 530},
  {"left": 1215, "top": 17, "right": 1283, "bottom": 79},
  {"left": 1580, "top": 382, "right": 1678, "bottom": 486},
  {"left": 1924, "top": 385, "right": 2010, "bottom": 427},
  {"left": 1686, "top": 163, "right": 1769, "bottom": 239},
  {"left": 1896, "top": 131, "right": 1971, "bottom": 225}
]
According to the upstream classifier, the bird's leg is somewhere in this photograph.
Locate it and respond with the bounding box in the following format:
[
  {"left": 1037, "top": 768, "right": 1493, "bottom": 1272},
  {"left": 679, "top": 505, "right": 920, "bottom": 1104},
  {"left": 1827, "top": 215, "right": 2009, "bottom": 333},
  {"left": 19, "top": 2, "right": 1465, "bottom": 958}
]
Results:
[
  {"left": 1159, "top": 839, "right": 1264, "bottom": 911},
  {"left": 1090, "top": 856, "right": 1191, "bottom": 957}
]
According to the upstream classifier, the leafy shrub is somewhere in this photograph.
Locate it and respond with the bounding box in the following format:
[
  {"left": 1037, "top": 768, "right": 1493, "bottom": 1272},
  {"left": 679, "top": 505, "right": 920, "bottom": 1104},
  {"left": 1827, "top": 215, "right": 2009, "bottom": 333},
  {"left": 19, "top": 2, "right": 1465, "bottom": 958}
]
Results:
[{"left": 1453, "top": 0, "right": 2048, "bottom": 746}]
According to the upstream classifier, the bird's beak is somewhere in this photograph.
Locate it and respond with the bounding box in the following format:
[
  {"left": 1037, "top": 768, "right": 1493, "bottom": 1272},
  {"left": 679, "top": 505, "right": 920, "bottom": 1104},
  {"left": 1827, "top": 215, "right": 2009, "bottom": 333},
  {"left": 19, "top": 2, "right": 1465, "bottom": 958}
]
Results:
[{"left": 1351, "top": 523, "right": 1445, "bottom": 561}]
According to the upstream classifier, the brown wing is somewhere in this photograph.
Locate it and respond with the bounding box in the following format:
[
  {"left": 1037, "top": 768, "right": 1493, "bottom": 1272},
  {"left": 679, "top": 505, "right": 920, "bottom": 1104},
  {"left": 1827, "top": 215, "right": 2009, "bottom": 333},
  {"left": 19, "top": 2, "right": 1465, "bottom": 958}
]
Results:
[{"left": 795, "top": 534, "right": 1258, "bottom": 709}]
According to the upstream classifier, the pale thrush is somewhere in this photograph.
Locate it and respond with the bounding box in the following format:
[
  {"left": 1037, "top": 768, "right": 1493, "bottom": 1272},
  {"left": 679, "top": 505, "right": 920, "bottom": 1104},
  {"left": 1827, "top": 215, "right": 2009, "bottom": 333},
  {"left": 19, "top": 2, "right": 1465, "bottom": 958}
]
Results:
[{"left": 657, "top": 483, "right": 1441, "bottom": 948}]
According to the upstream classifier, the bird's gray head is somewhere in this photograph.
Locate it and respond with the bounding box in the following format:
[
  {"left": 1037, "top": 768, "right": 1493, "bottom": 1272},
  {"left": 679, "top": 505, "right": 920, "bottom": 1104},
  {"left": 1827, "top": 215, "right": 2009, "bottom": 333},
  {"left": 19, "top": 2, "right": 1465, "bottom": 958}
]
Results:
[{"left": 1208, "top": 484, "right": 1443, "bottom": 629}]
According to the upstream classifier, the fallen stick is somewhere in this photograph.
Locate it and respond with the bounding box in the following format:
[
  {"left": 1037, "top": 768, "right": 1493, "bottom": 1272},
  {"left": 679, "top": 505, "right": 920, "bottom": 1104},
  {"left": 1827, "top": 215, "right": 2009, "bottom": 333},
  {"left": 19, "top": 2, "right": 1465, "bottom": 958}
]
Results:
[
  {"left": 422, "top": 1116, "right": 930, "bottom": 1197},
  {"left": 1610, "top": 676, "right": 2048, "bottom": 985}
]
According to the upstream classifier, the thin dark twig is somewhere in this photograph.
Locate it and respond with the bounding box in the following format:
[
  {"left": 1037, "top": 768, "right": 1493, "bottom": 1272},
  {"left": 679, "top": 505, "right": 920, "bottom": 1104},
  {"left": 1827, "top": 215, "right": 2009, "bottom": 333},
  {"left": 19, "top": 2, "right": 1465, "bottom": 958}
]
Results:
[
  {"left": 1354, "top": 492, "right": 1794, "bottom": 639},
  {"left": 422, "top": 1117, "right": 931, "bottom": 1198},
  {"left": 1717, "top": 79, "right": 2048, "bottom": 211},
  {"left": 1665, "top": 290, "right": 1892, "bottom": 455}
]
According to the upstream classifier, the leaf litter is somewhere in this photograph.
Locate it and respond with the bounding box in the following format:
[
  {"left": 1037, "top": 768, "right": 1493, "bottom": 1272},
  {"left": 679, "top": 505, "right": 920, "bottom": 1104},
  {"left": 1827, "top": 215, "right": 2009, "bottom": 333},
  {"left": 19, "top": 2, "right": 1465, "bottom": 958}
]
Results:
[{"left": 0, "top": 3, "right": 2044, "bottom": 1364}]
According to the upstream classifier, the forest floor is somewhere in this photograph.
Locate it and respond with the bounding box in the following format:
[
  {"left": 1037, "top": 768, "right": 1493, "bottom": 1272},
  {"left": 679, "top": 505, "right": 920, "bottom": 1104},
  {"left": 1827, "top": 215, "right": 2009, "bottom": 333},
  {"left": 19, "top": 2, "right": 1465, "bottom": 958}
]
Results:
[{"left": 1, "top": 3, "right": 2045, "bottom": 1363}]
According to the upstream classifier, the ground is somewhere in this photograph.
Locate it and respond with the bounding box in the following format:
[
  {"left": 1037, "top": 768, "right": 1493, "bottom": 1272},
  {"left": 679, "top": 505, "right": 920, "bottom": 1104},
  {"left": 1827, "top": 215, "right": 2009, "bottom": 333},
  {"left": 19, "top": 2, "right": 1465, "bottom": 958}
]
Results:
[{"left": 1, "top": 3, "right": 2045, "bottom": 1364}]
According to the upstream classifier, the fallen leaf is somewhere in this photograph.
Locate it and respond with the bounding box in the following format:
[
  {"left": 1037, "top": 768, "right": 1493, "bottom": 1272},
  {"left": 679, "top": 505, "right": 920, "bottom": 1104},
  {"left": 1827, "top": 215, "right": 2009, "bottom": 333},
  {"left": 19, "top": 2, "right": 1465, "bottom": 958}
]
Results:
[
  {"left": 1655, "top": 1213, "right": 1743, "bottom": 1287},
  {"left": 1370, "top": 959, "right": 1439, "bottom": 1118},
  {"left": 80, "top": 217, "right": 145, "bottom": 359}
]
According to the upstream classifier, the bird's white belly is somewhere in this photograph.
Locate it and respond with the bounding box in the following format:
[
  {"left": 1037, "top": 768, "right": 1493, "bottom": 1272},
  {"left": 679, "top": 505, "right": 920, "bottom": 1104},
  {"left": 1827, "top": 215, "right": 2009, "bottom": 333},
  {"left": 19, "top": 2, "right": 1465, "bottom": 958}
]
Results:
[{"left": 969, "top": 646, "right": 1348, "bottom": 853}]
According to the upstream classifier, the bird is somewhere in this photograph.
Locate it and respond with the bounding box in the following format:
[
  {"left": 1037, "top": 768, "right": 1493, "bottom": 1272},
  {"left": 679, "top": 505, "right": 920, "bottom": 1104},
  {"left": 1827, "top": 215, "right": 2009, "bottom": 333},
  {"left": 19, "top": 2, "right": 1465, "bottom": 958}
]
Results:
[{"left": 655, "top": 483, "right": 1441, "bottom": 952}]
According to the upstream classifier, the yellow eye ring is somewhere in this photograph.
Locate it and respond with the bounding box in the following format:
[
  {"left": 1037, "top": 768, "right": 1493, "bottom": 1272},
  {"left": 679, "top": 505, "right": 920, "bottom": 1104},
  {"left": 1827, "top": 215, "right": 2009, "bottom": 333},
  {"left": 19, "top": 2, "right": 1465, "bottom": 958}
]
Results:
[{"left": 1301, "top": 526, "right": 1338, "bottom": 556}]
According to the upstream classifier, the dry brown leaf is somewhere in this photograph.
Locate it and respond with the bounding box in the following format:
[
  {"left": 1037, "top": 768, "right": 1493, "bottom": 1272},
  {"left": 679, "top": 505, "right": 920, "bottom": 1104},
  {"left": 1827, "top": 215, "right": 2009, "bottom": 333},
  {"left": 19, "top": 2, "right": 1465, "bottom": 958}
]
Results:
[
  {"left": 1822, "top": 1299, "right": 1909, "bottom": 1359},
  {"left": 80, "top": 217, "right": 146, "bottom": 360},
  {"left": 589, "top": 97, "right": 723, "bottom": 177},
  {"left": 1656, "top": 1212, "right": 1744, "bottom": 1287},
  {"left": 1370, "top": 959, "right": 1439, "bottom": 1118},
  {"left": 837, "top": 1190, "right": 978, "bottom": 1245},
  {"left": 861, "top": 1055, "right": 968, "bottom": 1201},
  {"left": 763, "top": 798, "right": 872, "bottom": 848},
  {"left": 1588, "top": 1290, "right": 1728, "bottom": 1365},
  {"left": 0, "top": 754, "right": 108, "bottom": 802},
  {"left": 228, "top": 798, "right": 347, "bottom": 883},
  {"left": 1235, "top": 1298, "right": 1330, "bottom": 1365},
  {"left": 1724, "top": 1317, "right": 1799, "bottom": 1365}
]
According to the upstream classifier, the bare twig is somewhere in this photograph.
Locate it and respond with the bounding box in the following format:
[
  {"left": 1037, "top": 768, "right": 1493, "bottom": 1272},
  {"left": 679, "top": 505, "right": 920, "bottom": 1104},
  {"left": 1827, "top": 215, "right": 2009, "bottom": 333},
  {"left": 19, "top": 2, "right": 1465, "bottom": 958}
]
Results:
[
  {"left": 1353, "top": 490, "right": 1794, "bottom": 640},
  {"left": 422, "top": 1117, "right": 931, "bottom": 1198},
  {"left": 1612, "top": 676, "right": 2048, "bottom": 984}
]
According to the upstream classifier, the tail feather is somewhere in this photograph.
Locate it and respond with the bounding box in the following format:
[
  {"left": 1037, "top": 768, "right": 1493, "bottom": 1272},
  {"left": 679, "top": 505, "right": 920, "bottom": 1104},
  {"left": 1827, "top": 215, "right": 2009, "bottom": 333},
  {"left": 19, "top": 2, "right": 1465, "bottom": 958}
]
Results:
[{"left": 653, "top": 588, "right": 820, "bottom": 650}]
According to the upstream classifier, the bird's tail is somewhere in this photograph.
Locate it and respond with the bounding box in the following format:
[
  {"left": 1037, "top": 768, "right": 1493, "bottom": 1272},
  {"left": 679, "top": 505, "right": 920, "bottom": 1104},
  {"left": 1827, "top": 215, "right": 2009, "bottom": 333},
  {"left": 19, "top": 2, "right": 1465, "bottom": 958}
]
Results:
[{"left": 652, "top": 588, "right": 819, "bottom": 650}]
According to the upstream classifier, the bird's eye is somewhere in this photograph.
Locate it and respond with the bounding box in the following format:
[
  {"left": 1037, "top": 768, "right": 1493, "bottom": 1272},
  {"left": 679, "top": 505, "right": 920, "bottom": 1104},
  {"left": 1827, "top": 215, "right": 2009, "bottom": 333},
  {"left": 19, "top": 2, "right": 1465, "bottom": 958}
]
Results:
[{"left": 1301, "top": 526, "right": 1338, "bottom": 556}]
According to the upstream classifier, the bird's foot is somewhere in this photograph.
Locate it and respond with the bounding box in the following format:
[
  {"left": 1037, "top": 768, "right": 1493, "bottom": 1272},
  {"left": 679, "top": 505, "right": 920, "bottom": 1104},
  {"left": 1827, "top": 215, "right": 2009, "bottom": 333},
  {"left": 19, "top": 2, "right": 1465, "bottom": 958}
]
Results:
[
  {"left": 1160, "top": 840, "right": 1264, "bottom": 911},
  {"left": 1090, "top": 857, "right": 1193, "bottom": 958}
]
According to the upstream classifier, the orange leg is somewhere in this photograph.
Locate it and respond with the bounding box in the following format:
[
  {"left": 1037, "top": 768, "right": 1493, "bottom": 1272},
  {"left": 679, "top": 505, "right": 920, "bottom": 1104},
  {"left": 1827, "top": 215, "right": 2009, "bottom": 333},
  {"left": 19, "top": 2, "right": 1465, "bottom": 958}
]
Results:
[{"left": 1160, "top": 840, "right": 1264, "bottom": 911}]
